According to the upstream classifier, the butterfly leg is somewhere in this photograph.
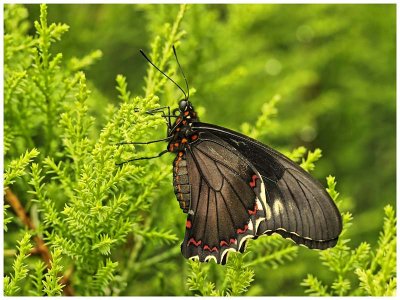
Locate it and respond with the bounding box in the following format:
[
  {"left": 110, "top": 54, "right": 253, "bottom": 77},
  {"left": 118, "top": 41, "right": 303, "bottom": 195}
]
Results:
[
  {"left": 134, "top": 106, "right": 175, "bottom": 129},
  {"left": 135, "top": 106, "right": 171, "bottom": 114},
  {"left": 115, "top": 136, "right": 172, "bottom": 146},
  {"left": 116, "top": 149, "right": 169, "bottom": 165},
  {"left": 145, "top": 106, "right": 177, "bottom": 133}
]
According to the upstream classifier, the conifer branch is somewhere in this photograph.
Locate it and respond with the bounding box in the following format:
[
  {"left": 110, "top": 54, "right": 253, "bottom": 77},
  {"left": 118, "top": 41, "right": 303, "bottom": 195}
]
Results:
[
  {"left": 4, "top": 233, "right": 33, "bottom": 295},
  {"left": 4, "top": 188, "right": 74, "bottom": 296},
  {"left": 4, "top": 188, "right": 51, "bottom": 266}
]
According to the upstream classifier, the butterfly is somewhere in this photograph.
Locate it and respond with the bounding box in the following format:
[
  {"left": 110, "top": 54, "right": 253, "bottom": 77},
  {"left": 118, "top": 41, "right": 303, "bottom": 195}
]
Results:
[{"left": 120, "top": 46, "right": 342, "bottom": 265}]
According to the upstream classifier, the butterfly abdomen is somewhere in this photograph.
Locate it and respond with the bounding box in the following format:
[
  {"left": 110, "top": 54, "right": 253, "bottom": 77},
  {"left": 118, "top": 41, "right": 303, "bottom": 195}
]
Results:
[{"left": 173, "top": 153, "right": 191, "bottom": 213}]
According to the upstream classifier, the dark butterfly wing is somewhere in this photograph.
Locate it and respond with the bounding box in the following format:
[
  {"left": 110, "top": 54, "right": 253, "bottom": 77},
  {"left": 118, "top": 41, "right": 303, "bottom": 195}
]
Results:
[
  {"left": 191, "top": 122, "right": 342, "bottom": 250},
  {"left": 180, "top": 131, "right": 267, "bottom": 264}
]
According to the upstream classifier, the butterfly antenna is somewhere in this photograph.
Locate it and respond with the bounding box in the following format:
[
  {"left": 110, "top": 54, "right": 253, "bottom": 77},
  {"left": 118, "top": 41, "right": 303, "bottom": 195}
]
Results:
[
  {"left": 172, "top": 45, "right": 190, "bottom": 100},
  {"left": 140, "top": 49, "right": 187, "bottom": 99}
]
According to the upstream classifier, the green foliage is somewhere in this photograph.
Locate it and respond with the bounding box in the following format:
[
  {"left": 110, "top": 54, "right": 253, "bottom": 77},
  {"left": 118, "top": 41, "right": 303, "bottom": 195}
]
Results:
[
  {"left": 288, "top": 147, "right": 323, "bottom": 173},
  {"left": 354, "top": 205, "right": 396, "bottom": 296},
  {"left": 286, "top": 146, "right": 307, "bottom": 163},
  {"left": 4, "top": 148, "right": 40, "bottom": 188},
  {"left": 241, "top": 94, "right": 281, "bottom": 140},
  {"left": 187, "top": 260, "right": 219, "bottom": 296},
  {"left": 299, "top": 148, "right": 322, "bottom": 172},
  {"left": 244, "top": 235, "right": 299, "bottom": 270},
  {"left": 4, "top": 3, "right": 182, "bottom": 295},
  {"left": 89, "top": 259, "right": 118, "bottom": 295},
  {"left": 4, "top": 233, "right": 33, "bottom": 296},
  {"left": 187, "top": 254, "right": 255, "bottom": 296},
  {"left": 143, "top": 5, "right": 187, "bottom": 98},
  {"left": 42, "top": 248, "right": 65, "bottom": 296},
  {"left": 4, "top": 3, "right": 395, "bottom": 296},
  {"left": 4, "top": 204, "right": 13, "bottom": 232},
  {"left": 29, "top": 261, "right": 46, "bottom": 296},
  {"left": 133, "top": 227, "right": 179, "bottom": 246}
]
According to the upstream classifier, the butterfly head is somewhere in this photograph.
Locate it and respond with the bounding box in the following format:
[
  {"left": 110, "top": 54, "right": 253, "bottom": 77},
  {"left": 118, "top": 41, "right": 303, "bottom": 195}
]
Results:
[{"left": 179, "top": 99, "right": 194, "bottom": 112}]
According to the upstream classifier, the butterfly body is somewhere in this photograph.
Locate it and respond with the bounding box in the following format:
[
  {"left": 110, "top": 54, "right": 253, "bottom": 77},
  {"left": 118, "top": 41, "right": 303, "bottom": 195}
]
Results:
[
  {"left": 167, "top": 102, "right": 199, "bottom": 154},
  {"left": 166, "top": 100, "right": 342, "bottom": 264},
  {"left": 168, "top": 101, "right": 199, "bottom": 213}
]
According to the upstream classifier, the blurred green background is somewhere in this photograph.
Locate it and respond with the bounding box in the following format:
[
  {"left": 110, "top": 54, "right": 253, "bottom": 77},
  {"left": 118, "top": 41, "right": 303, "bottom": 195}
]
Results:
[{"left": 23, "top": 4, "right": 396, "bottom": 295}]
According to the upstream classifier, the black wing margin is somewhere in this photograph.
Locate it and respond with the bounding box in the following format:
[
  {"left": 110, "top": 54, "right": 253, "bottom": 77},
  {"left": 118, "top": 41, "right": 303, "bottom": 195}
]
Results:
[{"left": 192, "top": 122, "right": 343, "bottom": 250}]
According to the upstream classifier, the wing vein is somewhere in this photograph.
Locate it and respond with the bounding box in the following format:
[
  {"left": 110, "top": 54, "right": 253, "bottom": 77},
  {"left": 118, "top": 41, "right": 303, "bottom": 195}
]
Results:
[
  {"left": 203, "top": 184, "right": 211, "bottom": 246},
  {"left": 189, "top": 178, "right": 203, "bottom": 239},
  {"left": 218, "top": 183, "right": 238, "bottom": 233},
  {"left": 296, "top": 177, "right": 330, "bottom": 240},
  {"left": 295, "top": 175, "right": 316, "bottom": 239},
  {"left": 195, "top": 143, "right": 249, "bottom": 181},
  {"left": 281, "top": 178, "right": 300, "bottom": 234},
  {"left": 215, "top": 163, "right": 248, "bottom": 212},
  {"left": 215, "top": 190, "right": 220, "bottom": 247}
]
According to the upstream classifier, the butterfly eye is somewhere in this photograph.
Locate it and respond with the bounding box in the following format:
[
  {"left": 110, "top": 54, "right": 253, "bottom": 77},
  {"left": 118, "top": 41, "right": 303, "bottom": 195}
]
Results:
[{"left": 179, "top": 100, "right": 188, "bottom": 111}]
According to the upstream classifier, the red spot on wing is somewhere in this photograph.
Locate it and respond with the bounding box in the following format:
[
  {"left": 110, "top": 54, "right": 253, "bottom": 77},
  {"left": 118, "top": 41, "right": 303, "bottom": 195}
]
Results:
[
  {"left": 186, "top": 219, "right": 192, "bottom": 229},
  {"left": 237, "top": 224, "right": 249, "bottom": 234},
  {"left": 188, "top": 238, "right": 201, "bottom": 247},
  {"left": 221, "top": 238, "right": 238, "bottom": 247},
  {"left": 248, "top": 203, "right": 258, "bottom": 215},
  {"left": 203, "top": 245, "right": 218, "bottom": 252},
  {"left": 220, "top": 240, "right": 229, "bottom": 247},
  {"left": 191, "top": 135, "right": 198, "bottom": 141},
  {"left": 249, "top": 174, "right": 258, "bottom": 188}
]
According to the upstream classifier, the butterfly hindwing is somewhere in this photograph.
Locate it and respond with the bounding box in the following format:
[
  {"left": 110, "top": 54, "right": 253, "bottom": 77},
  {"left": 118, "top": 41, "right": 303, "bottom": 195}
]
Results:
[
  {"left": 192, "top": 122, "right": 342, "bottom": 249},
  {"left": 180, "top": 131, "right": 266, "bottom": 264}
]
